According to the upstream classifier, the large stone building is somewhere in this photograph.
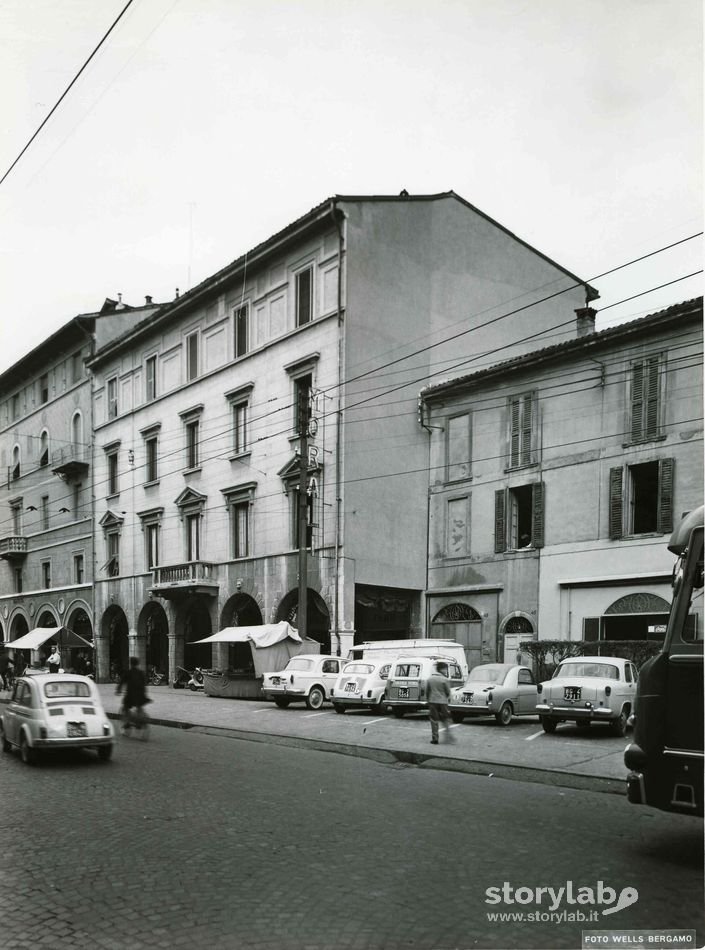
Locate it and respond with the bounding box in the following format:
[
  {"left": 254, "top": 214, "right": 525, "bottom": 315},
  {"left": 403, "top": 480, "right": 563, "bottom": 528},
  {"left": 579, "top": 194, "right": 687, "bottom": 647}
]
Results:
[
  {"left": 420, "top": 297, "right": 703, "bottom": 667},
  {"left": 0, "top": 299, "right": 160, "bottom": 663},
  {"left": 81, "top": 191, "right": 595, "bottom": 680}
]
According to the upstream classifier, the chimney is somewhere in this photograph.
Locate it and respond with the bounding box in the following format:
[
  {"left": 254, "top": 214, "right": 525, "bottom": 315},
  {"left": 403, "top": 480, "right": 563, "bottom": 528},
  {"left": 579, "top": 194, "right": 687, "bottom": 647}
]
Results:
[
  {"left": 175, "top": 288, "right": 180, "bottom": 299},
  {"left": 145, "top": 295, "right": 153, "bottom": 305},
  {"left": 575, "top": 306, "right": 596, "bottom": 338},
  {"left": 115, "top": 292, "right": 126, "bottom": 311}
]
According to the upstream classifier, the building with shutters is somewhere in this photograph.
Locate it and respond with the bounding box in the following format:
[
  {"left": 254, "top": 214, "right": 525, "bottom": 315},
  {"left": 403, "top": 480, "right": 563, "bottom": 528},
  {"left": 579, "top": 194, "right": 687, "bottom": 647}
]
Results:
[
  {"left": 420, "top": 297, "right": 703, "bottom": 665},
  {"left": 80, "top": 191, "right": 599, "bottom": 680}
]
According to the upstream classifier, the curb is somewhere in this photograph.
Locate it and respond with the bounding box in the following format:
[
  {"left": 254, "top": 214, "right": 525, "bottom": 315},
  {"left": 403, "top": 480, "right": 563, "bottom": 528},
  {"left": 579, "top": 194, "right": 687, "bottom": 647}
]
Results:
[{"left": 107, "top": 710, "right": 626, "bottom": 798}]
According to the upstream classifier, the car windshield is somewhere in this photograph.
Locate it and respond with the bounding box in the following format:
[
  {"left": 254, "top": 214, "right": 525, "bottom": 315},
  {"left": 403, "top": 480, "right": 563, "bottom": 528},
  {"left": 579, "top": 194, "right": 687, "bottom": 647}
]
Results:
[
  {"left": 553, "top": 662, "right": 620, "bottom": 680},
  {"left": 468, "top": 667, "right": 508, "bottom": 685},
  {"left": 285, "top": 658, "right": 314, "bottom": 672},
  {"left": 342, "top": 663, "right": 374, "bottom": 675},
  {"left": 43, "top": 681, "right": 91, "bottom": 699}
]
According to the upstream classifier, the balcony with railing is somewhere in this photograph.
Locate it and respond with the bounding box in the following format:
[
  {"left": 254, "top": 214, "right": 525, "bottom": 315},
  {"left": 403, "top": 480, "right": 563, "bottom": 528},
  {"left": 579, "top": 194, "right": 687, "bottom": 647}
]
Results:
[
  {"left": 52, "top": 443, "right": 89, "bottom": 478},
  {"left": 149, "top": 561, "right": 219, "bottom": 600},
  {"left": 0, "top": 536, "right": 28, "bottom": 560}
]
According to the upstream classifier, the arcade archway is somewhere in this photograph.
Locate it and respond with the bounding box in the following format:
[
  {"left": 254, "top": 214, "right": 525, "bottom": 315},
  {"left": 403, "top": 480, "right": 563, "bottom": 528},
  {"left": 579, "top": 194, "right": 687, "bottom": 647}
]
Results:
[
  {"left": 139, "top": 602, "right": 169, "bottom": 675},
  {"left": 102, "top": 605, "right": 129, "bottom": 680},
  {"left": 179, "top": 597, "right": 213, "bottom": 670},
  {"left": 276, "top": 588, "right": 331, "bottom": 654},
  {"left": 220, "top": 592, "right": 263, "bottom": 672}
]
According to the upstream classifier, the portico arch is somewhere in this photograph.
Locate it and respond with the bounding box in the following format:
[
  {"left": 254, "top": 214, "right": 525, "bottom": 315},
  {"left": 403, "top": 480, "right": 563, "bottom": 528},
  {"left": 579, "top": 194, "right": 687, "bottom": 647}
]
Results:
[
  {"left": 276, "top": 588, "right": 331, "bottom": 654},
  {"left": 138, "top": 601, "right": 169, "bottom": 675},
  {"left": 220, "top": 592, "right": 263, "bottom": 671},
  {"left": 101, "top": 604, "right": 129, "bottom": 679}
]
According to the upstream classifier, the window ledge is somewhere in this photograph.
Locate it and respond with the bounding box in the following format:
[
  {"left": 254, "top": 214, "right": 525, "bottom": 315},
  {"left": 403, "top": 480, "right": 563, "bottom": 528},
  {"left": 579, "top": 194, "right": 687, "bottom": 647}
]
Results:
[
  {"left": 229, "top": 451, "right": 251, "bottom": 463},
  {"left": 622, "top": 434, "right": 667, "bottom": 448},
  {"left": 144, "top": 479, "right": 160, "bottom": 489},
  {"left": 106, "top": 492, "right": 120, "bottom": 502},
  {"left": 444, "top": 477, "right": 473, "bottom": 487},
  {"left": 183, "top": 466, "right": 202, "bottom": 477},
  {"left": 503, "top": 462, "right": 538, "bottom": 474}
]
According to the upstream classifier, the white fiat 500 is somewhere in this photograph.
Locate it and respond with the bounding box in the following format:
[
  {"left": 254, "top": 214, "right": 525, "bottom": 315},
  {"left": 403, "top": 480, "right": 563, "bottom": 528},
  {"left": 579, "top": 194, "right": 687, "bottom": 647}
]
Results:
[
  {"left": 536, "top": 655, "right": 638, "bottom": 736},
  {"left": 261, "top": 655, "right": 345, "bottom": 710},
  {"left": 330, "top": 659, "right": 392, "bottom": 714},
  {"left": 1, "top": 673, "right": 115, "bottom": 764}
]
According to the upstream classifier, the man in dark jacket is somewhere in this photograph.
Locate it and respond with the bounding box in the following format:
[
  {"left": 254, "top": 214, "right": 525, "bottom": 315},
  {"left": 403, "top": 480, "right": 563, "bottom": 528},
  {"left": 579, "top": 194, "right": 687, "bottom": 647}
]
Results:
[
  {"left": 116, "top": 656, "right": 150, "bottom": 737},
  {"left": 426, "top": 661, "right": 456, "bottom": 745}
]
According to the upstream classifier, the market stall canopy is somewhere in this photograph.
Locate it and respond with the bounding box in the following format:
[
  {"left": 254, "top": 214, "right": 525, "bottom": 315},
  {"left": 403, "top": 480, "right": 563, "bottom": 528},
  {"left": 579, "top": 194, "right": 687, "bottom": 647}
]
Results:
[
  {"left": 7, "top": 626, "right": 94, "bottom": 651},
  {"left": 191, "top": 621, "right": 302, "bottom": 648}
]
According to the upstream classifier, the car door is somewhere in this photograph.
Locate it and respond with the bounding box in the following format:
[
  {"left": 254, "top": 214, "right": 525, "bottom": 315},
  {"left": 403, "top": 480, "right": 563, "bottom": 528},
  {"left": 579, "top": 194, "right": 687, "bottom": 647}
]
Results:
[
  {"left": 623, "top": 662, "right": 637, "bottom": 705},
  {"left": 319, "top": 658, "right": 343, "bottom": 697},
  {"left": 5, "top": 680, "right": 29, "bottom": 743},
  {"left": 516, "top": 667, "right": 537, "bottom": 714}
]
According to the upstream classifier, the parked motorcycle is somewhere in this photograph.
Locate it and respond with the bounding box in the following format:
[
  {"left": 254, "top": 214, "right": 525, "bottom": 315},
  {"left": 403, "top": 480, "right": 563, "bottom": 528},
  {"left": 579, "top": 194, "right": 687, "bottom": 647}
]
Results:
[
  {"left": 147, "top": 666, "right": 166, "bottom": 686},
  {"left": 173, "top": 666, "right": 205, "bottom": 691}
]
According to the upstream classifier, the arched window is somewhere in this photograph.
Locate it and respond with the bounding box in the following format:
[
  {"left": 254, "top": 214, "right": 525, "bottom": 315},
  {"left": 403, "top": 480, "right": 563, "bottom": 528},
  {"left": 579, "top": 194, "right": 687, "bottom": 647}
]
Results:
[
  {"left": 71, "top": 412, "right": 83, "bottom": 450},
  {"left": 39, "top": 430, "right": 49, "bottom": 467},
  {"left": 11, "top": 444, "right": 20, "bottom": 480}
]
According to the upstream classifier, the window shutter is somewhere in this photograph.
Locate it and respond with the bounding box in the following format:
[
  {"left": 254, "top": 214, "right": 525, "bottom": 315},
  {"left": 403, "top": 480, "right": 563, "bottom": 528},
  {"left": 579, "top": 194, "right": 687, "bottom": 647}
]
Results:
[
  {"left": 630, "top": 361, "right": 644, "bottom": 442},
  {"left": 532, "top": 481, "right": 545, "bottom": 548},
  {"left": 609, "top": 466, "right": 624, "bottom": 539},
  {"left": 509, "top": 399, "right": 520, "bottom": 467},
  {"left": 657, "top": 457, "right": 674, "bottom": 534},
  {"left": 645, "top": 356, "right": 660, "bottom": 438},
  {"left": 494, "top": 489, "right": 507, "bottom": 553},
  {"left": 583, "top": 617, "right": 600, "bottom": 641},
  {"left": 522, "top": 394, "right": 533, "bottom": 464}
]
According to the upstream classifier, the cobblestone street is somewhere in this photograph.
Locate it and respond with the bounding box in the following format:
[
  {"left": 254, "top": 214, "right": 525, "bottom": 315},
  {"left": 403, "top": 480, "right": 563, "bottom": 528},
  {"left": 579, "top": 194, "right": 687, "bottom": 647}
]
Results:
[{"left": 0, "top": 723, "right": 702, "bottom": 950}]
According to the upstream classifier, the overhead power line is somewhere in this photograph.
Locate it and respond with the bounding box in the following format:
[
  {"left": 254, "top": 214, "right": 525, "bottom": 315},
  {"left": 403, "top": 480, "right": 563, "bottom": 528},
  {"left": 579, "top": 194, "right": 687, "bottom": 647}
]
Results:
[{"left": 0, "top": 0, "right": 136, "bottom": 189}]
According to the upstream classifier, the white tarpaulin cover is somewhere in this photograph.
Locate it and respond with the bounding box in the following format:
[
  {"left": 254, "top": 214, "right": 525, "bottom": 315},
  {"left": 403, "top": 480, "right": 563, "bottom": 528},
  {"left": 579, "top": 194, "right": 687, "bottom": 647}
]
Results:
[
  {"left": 7, "top": 626, "right": 94, "bottom": 651},
  {"left": 191, "top": 621, "right": 301, "bottom": 648}
]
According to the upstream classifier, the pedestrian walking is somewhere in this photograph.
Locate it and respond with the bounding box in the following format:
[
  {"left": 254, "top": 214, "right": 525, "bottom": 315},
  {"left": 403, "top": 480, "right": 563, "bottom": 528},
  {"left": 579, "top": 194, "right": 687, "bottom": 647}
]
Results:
[
  {"left": 426, "top": 661, "right": 455, "bottom": 745},
  {"left": 47, "top": 645, "right": 61, "bottom": 674},
  {"left": 116, "top": 656, "right": 151, "bottom": 738}
]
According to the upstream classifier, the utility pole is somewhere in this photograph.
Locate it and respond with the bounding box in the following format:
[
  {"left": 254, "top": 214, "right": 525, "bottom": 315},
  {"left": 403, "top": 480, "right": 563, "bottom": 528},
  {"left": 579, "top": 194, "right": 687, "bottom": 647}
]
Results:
[{"left": 297, "top": 388, "right": 310, "bottom": 641}]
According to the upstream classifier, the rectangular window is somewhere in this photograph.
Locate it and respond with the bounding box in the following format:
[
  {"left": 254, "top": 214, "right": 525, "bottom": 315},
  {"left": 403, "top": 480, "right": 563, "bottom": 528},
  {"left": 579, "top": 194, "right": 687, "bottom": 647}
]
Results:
[
  {"left": 41, "top": 495, "right": 49, "bottom": 530},
  {"left": 14, "top": 567, "right": 22, "bottom": 593},
  {"left": 107, "top": 377, "right": 118, "bottom": 419},
  {"left": 495, "top": 483, "right": 545, "bottom": 553},
  {"left": 40, "top": 374, "right": 49, "bottom": 404},
  {"left": 145, "top": 437, "right": 158, "bottom": 483},
  {"left": 447, "top": 414, "right": 471, "bottom": 481},
  {"left": 186, "top": 513, "right": 200, "bottom": 561},
  {"left": 11, "top": 504, "right": 22, "bottom": 535},
  {"left": 74, "top": 554, "right": 84, "bottom": 584},
  {"left": 73, "top": 483, "right": 82, "bottom": 517},
  {"left": 146, "top": 523, "right": 159, "bottom": 569},
  {"left": 232, "top": 402, "right": 248, "bottom": 455},
  {"left": 508, "top": 393, "right": 535, "bottom": 468},
  {"left": 107, "top": 532, "right": 120, "bottom": 576},
  {"left": 447, "top": 497, "right": 470, "bottom": 556},
  {"left": 107, "top": 451, "right": 119, "bottom": 496},
  {"left": 42, "top": 561, "right": 51, "bottom": 589},
  {"left": 145, "top": 355, "right": 157, "bottom": 402},
  {"left": 294, "top": 374, "right": 312, "bottom": 435},
  {"left": 291, "top": 487, "right": 314, "bottom": 549},
  {"left": 232, "top": 500, "right": 250, "bottom": 558},
  {"left": 630, "top": 354, "right": 662, "bottom": 442},
  {"left": 187, "top": 332, "right": 199, "bottom": 381},
  {"left": 71, "top": 352, "right": 82, "bottom": 384},
  {"left": 234, "top": 304, "right": 249, "bottom": 358},
  {"left": 186, "top": 420, "right": 199, "bottom": 469},
  {"left": 609, "top": 459, "right": 674, "bottom": 539},
  {"left": 295, "top": 267, "right": 313, "bottom": 326},
  {"left": 12, "top": 394, "right": 19, "bottom": 420}
]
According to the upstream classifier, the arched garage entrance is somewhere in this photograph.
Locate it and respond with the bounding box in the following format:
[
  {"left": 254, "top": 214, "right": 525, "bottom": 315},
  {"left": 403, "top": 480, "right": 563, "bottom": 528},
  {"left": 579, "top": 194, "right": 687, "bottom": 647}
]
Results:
[{"left": 431, "top": 603, "right": 483, "bottom": 670}]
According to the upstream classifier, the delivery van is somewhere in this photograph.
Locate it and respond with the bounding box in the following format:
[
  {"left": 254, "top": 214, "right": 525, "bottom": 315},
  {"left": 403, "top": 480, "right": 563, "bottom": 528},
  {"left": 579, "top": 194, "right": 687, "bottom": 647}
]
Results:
[{"left": 347, "top": 639, "right": 469, "bottom": 679}]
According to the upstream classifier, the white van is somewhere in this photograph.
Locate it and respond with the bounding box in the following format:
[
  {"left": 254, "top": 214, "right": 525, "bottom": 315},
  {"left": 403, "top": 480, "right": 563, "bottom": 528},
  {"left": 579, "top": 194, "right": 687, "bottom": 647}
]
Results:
[
  {"left": 348, "top": 639, "right": 469, "bottom": 679},
  {"left": 385, "top": 653, "right": 465, "bottom": 718}
]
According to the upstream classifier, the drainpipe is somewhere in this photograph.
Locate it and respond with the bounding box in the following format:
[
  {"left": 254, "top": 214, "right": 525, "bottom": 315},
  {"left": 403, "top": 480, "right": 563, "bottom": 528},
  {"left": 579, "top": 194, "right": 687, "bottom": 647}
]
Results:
[{"left": 330, "top": 199, "right": 346, "bottom": 655}]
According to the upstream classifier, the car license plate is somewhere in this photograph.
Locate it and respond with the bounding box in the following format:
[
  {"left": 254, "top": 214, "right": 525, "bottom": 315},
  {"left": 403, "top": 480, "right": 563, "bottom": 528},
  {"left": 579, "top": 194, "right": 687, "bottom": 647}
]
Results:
[
  {"left": 564, "top": 687, "right": 581, "bottom": 701},
  {"left": 461, "top": 694, "right": 473, "bottom": 704},
  {"left": 67, "top": 722, "right": 87, "bottom": 738},
  {"left": 397, "top": 687, "right": 409, "bottom": 699},
  {"left": 344, "top": 682, "right": 356, "bottom": 693}
]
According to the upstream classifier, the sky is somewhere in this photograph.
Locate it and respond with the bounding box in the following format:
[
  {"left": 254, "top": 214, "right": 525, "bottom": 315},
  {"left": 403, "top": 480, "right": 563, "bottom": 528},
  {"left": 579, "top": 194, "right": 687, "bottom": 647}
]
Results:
[{"left": 0, "top": 0, "right": 701, "bottom": 376}]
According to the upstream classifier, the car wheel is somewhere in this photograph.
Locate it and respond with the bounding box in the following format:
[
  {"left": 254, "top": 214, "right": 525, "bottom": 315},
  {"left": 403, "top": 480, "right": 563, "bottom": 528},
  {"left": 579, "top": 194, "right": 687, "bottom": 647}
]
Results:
[
  {"left": 609, "top": 709, "right": 628, "bottom": 737},
  {"left": 274, "top": 698, "right": 290, "bottom": 709},
  {"left": 306, "top": 686, "right": 325, "bottom": 710},
  {"left": 20, "top": 734, "right": 36, "bottom": 765},
  {"left": 541, "top": 716, "right": 558, "bottom": 734},
  {"left": 576, "top": 720, "right": 591, "bottom": 732},
  {"left": 333, "top": 704, "right": 346, "bottom": 715},
  {"left": 392, "top": 708, "right": 405, "bottom": 719},
  {"left": 495, "top": 702, "right": 513, "bottom": 727},
  {"left": 376, "top": 698, "right": 389, "bottom": 714},
  {"left": 97, "top": 744, "right": 113, "bottom": 762},
  {"left": 450, "top": 712, "right": 465, "bottom": 724}
]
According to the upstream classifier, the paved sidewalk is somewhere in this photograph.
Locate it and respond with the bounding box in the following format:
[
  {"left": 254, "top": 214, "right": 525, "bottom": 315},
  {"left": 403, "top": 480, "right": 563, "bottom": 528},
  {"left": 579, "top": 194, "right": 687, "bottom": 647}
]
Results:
[{"left": 96, "top": 682, "right": 630, "bottom": 797}]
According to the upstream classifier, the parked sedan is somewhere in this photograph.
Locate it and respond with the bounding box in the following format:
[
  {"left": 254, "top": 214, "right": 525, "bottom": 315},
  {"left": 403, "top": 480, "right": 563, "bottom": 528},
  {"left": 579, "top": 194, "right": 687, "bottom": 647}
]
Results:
[
  {"left": 0, "top": 673, "right": 114, "bottom": 764},
  {"left": 536, "top": 655, "right": 638, "bottom": 736},
  {"left": 449, "top": 664, "right": 538, "bottom": 726},
  {"left": 261, "top": 655, "right": 345, "bottom": 710},
  {"left": 330, "top": 659, "right": 391, "bottom": 713}
]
